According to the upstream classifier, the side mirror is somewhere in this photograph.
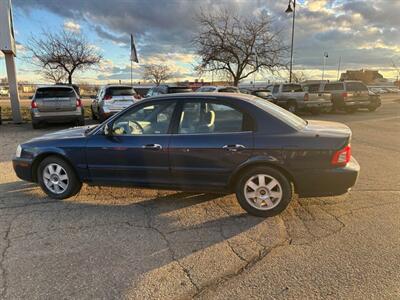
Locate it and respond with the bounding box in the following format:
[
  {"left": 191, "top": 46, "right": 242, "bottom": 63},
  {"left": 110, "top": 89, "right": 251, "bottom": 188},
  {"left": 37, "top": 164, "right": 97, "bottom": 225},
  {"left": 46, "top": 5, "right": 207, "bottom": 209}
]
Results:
[{"left": 104, "top": 123, "right": 113, "bottom": 136}]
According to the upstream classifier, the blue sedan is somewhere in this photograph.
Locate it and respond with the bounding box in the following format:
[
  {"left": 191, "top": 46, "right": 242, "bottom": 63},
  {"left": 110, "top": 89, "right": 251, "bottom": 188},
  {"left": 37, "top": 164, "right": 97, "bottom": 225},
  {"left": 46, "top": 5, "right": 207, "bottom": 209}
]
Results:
[{"left": 13, "top": 93, "right": 359, "bottom": 217}]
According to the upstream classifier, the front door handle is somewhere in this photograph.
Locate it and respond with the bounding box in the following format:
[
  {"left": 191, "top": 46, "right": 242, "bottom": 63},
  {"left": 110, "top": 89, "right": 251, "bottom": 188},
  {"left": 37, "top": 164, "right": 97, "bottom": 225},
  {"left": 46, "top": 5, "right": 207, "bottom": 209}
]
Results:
[
  {"left": 142, "top": 144, "right": 162, "bottom": 150},
  {"left": 222, "top": 144, "right": 246, "bottom": 152}
]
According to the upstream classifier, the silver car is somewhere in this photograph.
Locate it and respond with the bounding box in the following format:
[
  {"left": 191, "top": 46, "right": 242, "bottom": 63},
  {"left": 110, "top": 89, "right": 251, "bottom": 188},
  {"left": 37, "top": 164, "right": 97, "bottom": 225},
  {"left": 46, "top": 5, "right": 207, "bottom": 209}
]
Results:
[
  {"left": 91, "top": 85, "right": 140, "bottom": 122},
  {"left": 30, "top": 85, "right": 84, "bottom": 129},
  {"left": 196, "top": 86, "right": 240, "bottom": 93}
]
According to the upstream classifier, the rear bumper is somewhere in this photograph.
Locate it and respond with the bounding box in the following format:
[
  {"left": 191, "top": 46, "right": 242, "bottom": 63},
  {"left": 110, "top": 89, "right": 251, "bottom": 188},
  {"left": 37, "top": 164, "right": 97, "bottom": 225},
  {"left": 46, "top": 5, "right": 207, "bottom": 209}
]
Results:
[
  {"left": 299, "top": 101, "right": 332, "bottom": 111},
  {"left": 13, "top": 157, "right": 34, "bottom": 182},
  {"left": 294, "top": 157, "right": 360, "bottom": 198},
  {"left": 32, "top": 108, "right": 84, "bottom": 123}
]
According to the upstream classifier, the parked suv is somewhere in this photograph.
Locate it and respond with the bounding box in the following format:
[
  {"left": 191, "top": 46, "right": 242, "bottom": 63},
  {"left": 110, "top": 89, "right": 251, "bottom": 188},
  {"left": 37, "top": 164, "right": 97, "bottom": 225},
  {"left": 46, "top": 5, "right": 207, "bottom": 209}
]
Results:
[
  {"left": 91, "top": 85, "right": 140, "bottom": 121},
  {"left": 303, "top": 81, "right": 381, "bottom": 112},
  {"left": 145, "top": 85, "right": 192, "bottom": 97},
  {"left": 267, "top": 83, "right": 332, "bottom": 114},
  {"left": 31, "top": 85, "right": 84, "bottom": 129}
]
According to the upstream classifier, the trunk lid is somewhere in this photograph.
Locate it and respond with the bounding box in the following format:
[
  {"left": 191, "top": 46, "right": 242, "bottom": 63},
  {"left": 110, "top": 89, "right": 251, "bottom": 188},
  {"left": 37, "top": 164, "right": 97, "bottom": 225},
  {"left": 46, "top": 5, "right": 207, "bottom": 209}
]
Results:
[{"left": 302, "top": 120, "right": 352, "bottom": 149}]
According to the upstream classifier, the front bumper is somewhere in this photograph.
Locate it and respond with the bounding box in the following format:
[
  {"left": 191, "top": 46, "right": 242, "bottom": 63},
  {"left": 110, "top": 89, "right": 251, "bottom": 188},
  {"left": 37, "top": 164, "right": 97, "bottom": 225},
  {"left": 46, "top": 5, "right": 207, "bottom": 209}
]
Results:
[
  {"left": 13, "top": 157, "right": 34, "bottom": 182},
  {"left": 294, "top": 156, "right": 360, "bottom": 198}
]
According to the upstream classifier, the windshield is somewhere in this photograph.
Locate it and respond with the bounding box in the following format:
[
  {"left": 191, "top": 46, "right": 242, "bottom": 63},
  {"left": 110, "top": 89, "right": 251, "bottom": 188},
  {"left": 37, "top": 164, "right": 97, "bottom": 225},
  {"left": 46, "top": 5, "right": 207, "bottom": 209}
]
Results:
[
  {"left": 35, "top": 87, "right": 75, "bottom": 99},
  {"left": 252, "top": 97, "right": 307, "bottom": 130}
]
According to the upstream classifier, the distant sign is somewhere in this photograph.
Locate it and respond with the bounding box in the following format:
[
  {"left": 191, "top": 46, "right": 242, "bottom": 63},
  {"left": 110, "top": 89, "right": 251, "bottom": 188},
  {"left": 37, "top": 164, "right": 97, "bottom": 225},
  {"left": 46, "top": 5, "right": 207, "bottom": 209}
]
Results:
[{"left": 0, "top": 0, "right": 16, "bottom": 55}]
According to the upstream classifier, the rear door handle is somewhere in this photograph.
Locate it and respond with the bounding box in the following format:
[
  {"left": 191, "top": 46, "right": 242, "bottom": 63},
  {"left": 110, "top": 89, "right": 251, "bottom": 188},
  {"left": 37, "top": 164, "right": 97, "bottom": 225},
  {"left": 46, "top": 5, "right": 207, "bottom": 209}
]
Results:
[
  {"left": 142, "top": 144, "right": 162, "bottom": 150},
  {"left": 222, "top": 144, "right": 246, "bottom": 152}
]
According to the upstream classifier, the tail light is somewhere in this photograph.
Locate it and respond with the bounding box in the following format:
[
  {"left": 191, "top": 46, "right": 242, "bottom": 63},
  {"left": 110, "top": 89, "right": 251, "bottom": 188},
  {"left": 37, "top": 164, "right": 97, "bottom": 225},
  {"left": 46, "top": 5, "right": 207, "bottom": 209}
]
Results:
[
  {"left": 304, "top": 93, "right": 309, "bottom": 101},
  {"left": 76, "top": 98, "right": 82, "bottom": 107},
  {"left": 31, "top": 100, "right": 37, "bottom": 109},
  {"left": 342, "top": 92, "right": 348, "bottom": 99},
  {"left": 104, "top": 94, "right": 112, "bottom": 100},
  {"left": 331, "top": 144, "right": 351, "bottom": 166}
]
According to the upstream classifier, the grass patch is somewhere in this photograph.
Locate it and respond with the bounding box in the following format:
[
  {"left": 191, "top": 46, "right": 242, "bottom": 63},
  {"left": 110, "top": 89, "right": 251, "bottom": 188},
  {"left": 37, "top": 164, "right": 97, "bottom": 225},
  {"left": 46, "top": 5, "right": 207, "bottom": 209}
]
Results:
[{"left": 0, "top": 106, "right": 92, "bottom": 121}]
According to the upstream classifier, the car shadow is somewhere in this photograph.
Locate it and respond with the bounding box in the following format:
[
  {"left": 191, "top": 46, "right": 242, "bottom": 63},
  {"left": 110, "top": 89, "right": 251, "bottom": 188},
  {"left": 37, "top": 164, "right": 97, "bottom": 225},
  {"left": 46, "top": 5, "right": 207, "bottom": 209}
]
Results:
[{"left": 0, "top": 180, "right": 271, "bottom": 298}]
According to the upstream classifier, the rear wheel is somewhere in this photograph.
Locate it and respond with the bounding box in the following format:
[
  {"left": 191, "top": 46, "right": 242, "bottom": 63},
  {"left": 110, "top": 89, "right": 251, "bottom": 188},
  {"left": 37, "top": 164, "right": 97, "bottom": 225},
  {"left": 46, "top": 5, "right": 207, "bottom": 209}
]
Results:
[
  {"left": 235, "top": 166, "right": 293, "bottom": 217},
  {"left": 345, "top": 107, "right": 357, "bottom": 114},
  {"left": 37, "top": 156, "right": 82, "bottom": 199},
  {"left": 91, "top": 106, "right": 98, "bottom": 120},
  {"left": 368, "top": 106, "right": 377, "bottom": 112},
  {"left": 76, "top": 117, "right": 85, "bottom": 126},
  {"left": 310, "top": 108, "right": 321, "bottom": 115},
  {"left": 32, "top": 120, "right": 41, "bottom": 129}
]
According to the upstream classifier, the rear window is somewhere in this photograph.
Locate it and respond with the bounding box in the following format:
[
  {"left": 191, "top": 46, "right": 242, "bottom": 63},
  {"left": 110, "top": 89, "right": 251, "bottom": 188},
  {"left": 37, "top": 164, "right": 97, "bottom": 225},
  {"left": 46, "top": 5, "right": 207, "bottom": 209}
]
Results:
[
  {"left": 346, "top": 82, "right": 368, "bottom": 91},
  {"left": 106, "top": 87, "right": 136, "bottom": 96},
  {"left": 35, "top": 87, "right": 75, "bottom": 99},
  {"left": 282, "top": 84, "right": 303, "bottom": 92},
  {"left": 168, "top": 87, "right": 193, "bottom": 93},
  {"left": 304, "top": 84, "right": 320, "bottom": 93},
  {"left": 324, "top": 83, "right": 344, "bottom": 91},
  {"left": 252, "top": 97, "right": 307, "bottom": 130}
]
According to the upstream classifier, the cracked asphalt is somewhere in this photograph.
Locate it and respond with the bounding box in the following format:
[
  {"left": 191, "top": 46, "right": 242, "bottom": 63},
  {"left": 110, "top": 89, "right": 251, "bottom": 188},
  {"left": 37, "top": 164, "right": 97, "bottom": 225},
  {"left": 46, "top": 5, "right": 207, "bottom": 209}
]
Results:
[{"left": 0, "top": 95, "right": 399, "bottom": 299}]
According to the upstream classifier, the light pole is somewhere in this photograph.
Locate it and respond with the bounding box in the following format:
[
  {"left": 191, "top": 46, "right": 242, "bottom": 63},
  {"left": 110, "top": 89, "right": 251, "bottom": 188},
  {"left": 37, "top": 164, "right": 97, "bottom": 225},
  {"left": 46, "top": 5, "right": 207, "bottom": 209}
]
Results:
[
  {"left": 285, "top": 0, "right": 296, "bottom": 83},
  {"left": 322, "top": 51, "right": 328, "bottom": 81}
]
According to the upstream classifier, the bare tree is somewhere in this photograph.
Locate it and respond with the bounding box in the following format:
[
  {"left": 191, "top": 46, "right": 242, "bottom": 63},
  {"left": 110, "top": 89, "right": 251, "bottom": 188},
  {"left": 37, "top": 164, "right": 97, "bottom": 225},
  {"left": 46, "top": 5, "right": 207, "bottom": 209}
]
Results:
[
  {"left": 143, "top": 64, "right": 173, "bottom": 85},
  {"left": 194, "top": 10, "right": 288, "bottom": 86},
  {"left": 292, "top": 71, "right": 308, "bottom": 83},
  {"left": 41, "top": 67, "right": 67, "bottom": 84},
  {"left": 27, "top": 29, "right": 102, "bottom": 84}
]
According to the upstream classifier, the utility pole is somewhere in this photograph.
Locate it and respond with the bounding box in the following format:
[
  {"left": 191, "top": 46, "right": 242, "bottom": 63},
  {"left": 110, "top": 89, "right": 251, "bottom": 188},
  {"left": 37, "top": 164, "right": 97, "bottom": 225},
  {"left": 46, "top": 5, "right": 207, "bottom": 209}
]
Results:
[
  {"left": 285, "top": 0, "right": 296, "bottom": 83},
  {"left": 0, "top": 0, "right": 22, "bottom": 123},
  {"left": 337, "top": 56, "right": 342, "bottom": 81},
  {"left": 322, "top": 52, "right": 328, "bottom": 81}
]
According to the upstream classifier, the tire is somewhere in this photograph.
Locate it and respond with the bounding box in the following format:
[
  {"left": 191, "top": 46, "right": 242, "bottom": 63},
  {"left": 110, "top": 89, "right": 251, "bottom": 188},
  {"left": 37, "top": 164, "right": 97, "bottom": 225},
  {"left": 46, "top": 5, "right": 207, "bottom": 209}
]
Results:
[
  {"left": 37, "top": 156, "right": 82, "bottom": 199},
  {"left": 345, "top": 107, "right": 357, "bottom": 114},
  {"left": 286, "top": 101, "right": 298, "bottom": 114},
  {"left": 368, "top": 106, "right": 377, "bottom": 112},
  {"left": 310, "top": 108, "right": 321, "bottom": 115},
  {"left": 76, "top": 117, "right": 85, "bottom": 126},
  {"left": 91, "top": 106, "right": 98, "bottom": 120},
  {"left": 235, "top": 166, "right": 293, "bottom": 217},
  {"left": 32, "top": 120, "right": 41, "bottom": 129}
]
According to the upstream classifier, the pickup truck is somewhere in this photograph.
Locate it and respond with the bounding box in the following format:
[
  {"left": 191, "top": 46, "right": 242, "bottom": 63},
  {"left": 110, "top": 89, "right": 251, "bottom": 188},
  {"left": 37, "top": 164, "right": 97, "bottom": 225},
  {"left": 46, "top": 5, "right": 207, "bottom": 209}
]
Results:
[
  {"left": 302, "top": 81, "right": 381, "bottom": 113},
  {"left": 267, "top": 83, "right": 332, "bottom": 115}
]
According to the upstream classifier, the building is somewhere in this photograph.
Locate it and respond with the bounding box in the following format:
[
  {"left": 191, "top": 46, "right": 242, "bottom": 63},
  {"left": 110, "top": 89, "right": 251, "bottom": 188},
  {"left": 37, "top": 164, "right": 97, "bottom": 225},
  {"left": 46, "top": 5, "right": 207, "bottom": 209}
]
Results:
[{"left": 340, "top": 69, "right": 384, "bottom": 84}]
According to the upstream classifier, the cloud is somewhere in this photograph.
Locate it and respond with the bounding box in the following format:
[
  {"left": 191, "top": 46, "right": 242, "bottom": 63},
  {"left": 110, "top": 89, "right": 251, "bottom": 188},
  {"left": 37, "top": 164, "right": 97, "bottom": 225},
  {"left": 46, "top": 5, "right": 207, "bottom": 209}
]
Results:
[
  {"left": 12, "top": 0, "right": 400, "bottom": 81},
  {"left": 63, "top": 20, "right": 81, "bottom": 33}
]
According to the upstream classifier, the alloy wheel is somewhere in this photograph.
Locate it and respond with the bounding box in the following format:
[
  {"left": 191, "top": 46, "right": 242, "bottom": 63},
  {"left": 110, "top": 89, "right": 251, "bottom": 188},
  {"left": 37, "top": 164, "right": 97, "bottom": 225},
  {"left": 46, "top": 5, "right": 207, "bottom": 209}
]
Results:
[
  {"left": 43, "top": 163, "right": 69, "bottom": 194},
  {"left": 243, "top": 174, "right": 283, "bottom": 210}
]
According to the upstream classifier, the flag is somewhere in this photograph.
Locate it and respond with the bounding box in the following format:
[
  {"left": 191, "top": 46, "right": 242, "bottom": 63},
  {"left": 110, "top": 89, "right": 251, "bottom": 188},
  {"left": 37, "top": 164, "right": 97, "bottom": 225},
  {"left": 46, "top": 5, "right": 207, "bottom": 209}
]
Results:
[{"left": 130, "top": 34, "right": 139, "bottom": 63}]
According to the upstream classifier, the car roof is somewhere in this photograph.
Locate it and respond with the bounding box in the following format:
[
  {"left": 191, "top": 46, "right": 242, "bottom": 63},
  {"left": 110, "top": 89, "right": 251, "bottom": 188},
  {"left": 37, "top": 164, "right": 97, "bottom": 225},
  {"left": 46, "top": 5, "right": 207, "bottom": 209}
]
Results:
[
  {"left": 104, "top": 85, "right": 134, "bottom": 88},
  {"left": 37, "top": 85, "right": 75, "bottom": 89},
  {"left": 146, "top": 92, "right": 258, "bottom": 103}
]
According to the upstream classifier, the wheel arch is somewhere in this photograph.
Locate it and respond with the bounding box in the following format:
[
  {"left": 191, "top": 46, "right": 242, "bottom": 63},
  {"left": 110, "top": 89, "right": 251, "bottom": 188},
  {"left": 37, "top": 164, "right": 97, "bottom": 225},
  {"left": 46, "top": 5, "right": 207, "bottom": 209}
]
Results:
[
  {"left": 31, "top": 151, "right": 79, "bottom": 182},
  {"left": 228, "top": 159, "right": 296, "bottom": 193}
]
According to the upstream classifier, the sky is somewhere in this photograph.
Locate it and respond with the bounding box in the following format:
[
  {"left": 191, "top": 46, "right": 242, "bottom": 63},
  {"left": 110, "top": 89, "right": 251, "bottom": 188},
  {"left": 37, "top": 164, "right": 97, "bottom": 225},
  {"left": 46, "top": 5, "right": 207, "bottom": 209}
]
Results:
[{"left": 0, "top": 0, "right": 399, "bottom": 84}]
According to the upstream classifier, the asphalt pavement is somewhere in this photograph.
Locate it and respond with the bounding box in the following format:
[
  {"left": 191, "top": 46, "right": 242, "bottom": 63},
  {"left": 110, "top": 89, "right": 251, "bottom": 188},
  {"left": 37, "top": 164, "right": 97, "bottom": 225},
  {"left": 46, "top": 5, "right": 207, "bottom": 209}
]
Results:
[{"left": 0, "top": 95, "right": 399, "bottom": 299}]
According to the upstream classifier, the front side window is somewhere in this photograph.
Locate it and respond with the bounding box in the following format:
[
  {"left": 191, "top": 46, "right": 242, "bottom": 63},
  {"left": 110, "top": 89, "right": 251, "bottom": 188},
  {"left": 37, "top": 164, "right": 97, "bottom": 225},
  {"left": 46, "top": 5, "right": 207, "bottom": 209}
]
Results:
[
  {"left": 346, "top": 82, "right": 368, "bottom": 91},
  {"left": 178, "top": 101, "right": 246, "bottom": 134},
  {"left": 112, "top": 101, "right": 176, "bottom": 135}
]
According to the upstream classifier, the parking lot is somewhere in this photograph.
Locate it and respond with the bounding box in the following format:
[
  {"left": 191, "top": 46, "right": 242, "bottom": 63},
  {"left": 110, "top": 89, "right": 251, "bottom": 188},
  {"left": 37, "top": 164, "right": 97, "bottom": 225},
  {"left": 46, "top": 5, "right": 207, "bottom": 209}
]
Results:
[{"left": 0, "top": 95, "right": 399, "bottom": 299}]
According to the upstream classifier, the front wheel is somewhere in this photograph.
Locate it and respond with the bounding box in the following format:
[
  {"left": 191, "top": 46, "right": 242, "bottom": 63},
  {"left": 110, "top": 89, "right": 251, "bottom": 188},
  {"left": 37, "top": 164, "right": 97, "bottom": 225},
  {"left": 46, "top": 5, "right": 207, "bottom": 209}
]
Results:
[
  {"left": 235, "top": 166, "right": 293, "bottom": 217},
  {"left": 286, "top": 101, "right": 298, "bottom": 114},
  {"left": 345, "top": 107, "right": 357, "bottom": 114},
  {"left": 37, "top": 156, "right": 82, "bottom": 199}
]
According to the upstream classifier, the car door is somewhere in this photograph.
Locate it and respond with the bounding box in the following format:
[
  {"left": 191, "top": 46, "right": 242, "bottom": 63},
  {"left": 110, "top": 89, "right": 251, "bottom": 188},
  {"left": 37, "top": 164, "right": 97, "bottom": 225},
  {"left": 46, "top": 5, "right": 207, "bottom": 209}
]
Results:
[
  {"left": 85, "top": 100, "right": 177, "bottom": 185},
  {"left": 169, "top": 99, "right": 254, "bottom": 190}
]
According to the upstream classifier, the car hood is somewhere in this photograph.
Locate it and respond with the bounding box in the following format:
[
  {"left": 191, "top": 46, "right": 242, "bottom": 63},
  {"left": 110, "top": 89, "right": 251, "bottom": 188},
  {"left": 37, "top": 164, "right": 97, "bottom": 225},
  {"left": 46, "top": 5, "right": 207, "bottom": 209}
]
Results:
[
  {"left": 303, "top": 120, "right": 351, "bottom": 138},
  {"left": 27, "top": 125, "right": 96, "bottom": 143}
]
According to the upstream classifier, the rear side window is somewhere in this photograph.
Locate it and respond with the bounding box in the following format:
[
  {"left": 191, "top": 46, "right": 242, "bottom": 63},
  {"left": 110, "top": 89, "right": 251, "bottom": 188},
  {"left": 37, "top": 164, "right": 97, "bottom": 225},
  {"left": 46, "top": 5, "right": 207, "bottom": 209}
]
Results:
[
  {"left": 35, "top": 87, "right": 75, "bottom": 99},
  {"left": 178, "top": 101, "right": 247, "bottom": 134},
  {"left": 106, "top": 87, "right": 135, "bottom": 96},
  {"left": 272, "top": 85, "right": 280, "bottom": 94},
  {"left": 282, "top": 84, "right": 303, "bottom": 92},
  {"left": 324, "top": 83, "right": 344, "bottom": 91},
  {"left": 346, "top": 82, "right": 368, "bottom": 91}
]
